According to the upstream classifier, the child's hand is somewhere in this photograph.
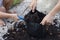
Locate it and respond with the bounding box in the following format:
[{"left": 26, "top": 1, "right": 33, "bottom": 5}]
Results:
[
  {"left": 29, "top": 1, "right": 36, "bottom": 12},
  {"left": 41, "top": 14, "right": 54, "bottom": 25}
]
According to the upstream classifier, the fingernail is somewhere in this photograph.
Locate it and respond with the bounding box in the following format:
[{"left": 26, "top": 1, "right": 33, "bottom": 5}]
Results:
[
  {"left": 40, "top": 23, "right": 42, "bottom": 24},
  {"left": 40, "top": 23, "right": 44, "bottom": 25},
  {"left": 32, "top": 10, "right": 34, "bottom": 12},
  {"left": 4, "top": 24, "right": 6, "bottom": 26}
]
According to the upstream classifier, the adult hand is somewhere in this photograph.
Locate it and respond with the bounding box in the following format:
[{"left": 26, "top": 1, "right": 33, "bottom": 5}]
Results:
[
  {"left": 29, "top": 1, "right": 37, "bottom": 12},
  {"left": 41, "top": 14, "right": 54, "bottom": 25}
]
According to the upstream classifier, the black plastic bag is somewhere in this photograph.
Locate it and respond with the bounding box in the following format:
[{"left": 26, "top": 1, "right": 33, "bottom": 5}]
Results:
[
  {"left": 24, "top": 9, "right": 46, "bottom": 23},
  {"left": 24, "top": 9, "right": 47, "bottom": 38}
]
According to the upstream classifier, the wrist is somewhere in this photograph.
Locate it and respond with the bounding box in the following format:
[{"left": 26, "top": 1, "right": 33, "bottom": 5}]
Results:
[{"left": 48, "top": 13, "right": 55, "bottom": 18}]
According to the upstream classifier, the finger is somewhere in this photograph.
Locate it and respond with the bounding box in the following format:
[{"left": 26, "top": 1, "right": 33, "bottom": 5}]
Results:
[
  {"left": 41, "top": 19, "right": 50, "bottom": 25},
  {"left": 32, "top": 6, "right": 35, "bottom": 12},
  {"left": 40, "top": 20, "right": 46, "bottom": 25},
  {"left": 32, "top": 3, "right": 36, "bottom": 12},
  {"left": 0, "top": 22, "right": 5, "bottom": 26},
  {"left": 44, "top": 20, "right": 52, "bottom": 26},
  {"left": 45, "top": 21, "right": 51, "bottom": 26}
]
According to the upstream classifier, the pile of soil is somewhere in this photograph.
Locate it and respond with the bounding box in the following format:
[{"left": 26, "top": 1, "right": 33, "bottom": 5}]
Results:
[{"left": 3, "top": 10, "right": 60, "bottom": 40}]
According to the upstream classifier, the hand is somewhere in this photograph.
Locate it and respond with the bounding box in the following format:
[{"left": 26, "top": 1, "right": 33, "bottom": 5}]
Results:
[
  {"left": 29, "top": 2, "right": 36, "bottom": 12},
  {"left": 11, "top": 14, "right": 19, "bottom": 22},
  {"left": 41, "top": 14, "right": 54, "bottom": 25},
  {"left": 0, "top": 19, "right": 5, "bottom": 26}
]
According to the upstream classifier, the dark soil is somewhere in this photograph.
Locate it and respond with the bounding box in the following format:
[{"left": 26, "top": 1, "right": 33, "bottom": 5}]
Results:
[{"left": 3, "top": 10, "right": 60, "bottom": 40}]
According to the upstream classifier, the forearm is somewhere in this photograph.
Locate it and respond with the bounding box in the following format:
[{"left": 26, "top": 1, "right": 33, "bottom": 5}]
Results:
[
  {"left": 0, "top": 12, "right": 12, "bottom": 18},
  {"left": 48, "top": 1, "right": 60, "bottom": 16},
  {"left": 31, "top": 0, "right": 37, "bottom": 3}
]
